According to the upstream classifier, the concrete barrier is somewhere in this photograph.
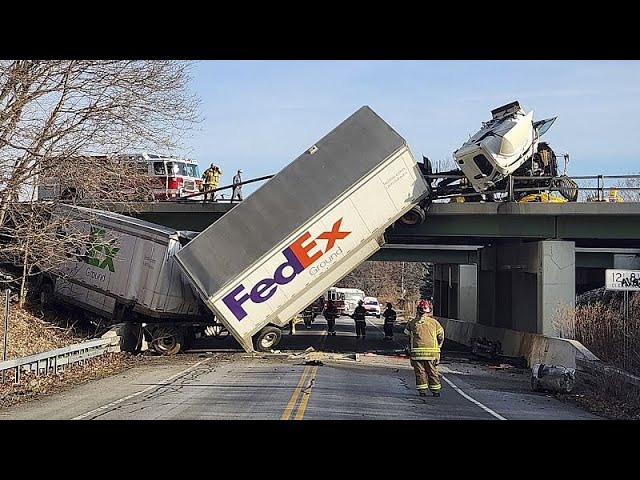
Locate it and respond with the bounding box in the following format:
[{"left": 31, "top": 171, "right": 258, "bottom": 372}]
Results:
[{"left": 436, "top": 317, "right": 599, "bottom": 368}]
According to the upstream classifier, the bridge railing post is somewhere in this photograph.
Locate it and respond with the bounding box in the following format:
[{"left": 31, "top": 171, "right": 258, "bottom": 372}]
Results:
[
  {"left": 508, "top": 175, "right": 514, "bottom": 202},
  {"left": 598, "top": 175, "right": 604, "bottom": 201}
]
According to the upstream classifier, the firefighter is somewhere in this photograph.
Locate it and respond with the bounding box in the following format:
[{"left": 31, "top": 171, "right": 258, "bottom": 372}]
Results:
[
  {"left": 404, "top": 299, "right": 445, "bottom": 397},
  {"left": 232, "top": 169, "right": 243, "bottom": 201},
  {"left": 382, "top": 302, "right": 396, "bottom": 340},
  {"left": 351, "top": 299, "right": 367, "bottom": 338},
  {"left": 324, "top": 299, "right": 338, "bottom": 336},
  {"left": 202, "top": 163, "right": 222, "bottom": 201}
]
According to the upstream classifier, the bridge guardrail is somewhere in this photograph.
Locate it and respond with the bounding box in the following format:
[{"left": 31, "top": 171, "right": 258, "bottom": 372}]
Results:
[
  {"left": 0, "top": 337, "right": 120, "bottom": 384},
  {"left": 425, "top": 173, "right": 640, "bottom": 202}
]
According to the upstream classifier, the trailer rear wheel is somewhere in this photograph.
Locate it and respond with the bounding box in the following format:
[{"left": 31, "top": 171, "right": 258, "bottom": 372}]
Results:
[
  {"left": 254, "top": 326, "right": 282, "bottom": 352},
  {"left": 150, "top": 326, "right": 184, "bottom": 356}
]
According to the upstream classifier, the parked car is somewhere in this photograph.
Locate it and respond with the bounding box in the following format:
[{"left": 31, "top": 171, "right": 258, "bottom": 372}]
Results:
[{"left": 363, "top": 296, "right": 381, "bottom": 318}]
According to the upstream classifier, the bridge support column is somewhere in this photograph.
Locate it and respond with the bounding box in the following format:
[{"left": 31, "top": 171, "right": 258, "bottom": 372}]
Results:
[
  {"left": 478, "top": 240, "right": 575, "bottom": 336},
  {"left": 433, "top": 264, "right": 477, "bottom": 322},
  {"left": 539, "top": 241, "right": 575, "bottom": 336}
]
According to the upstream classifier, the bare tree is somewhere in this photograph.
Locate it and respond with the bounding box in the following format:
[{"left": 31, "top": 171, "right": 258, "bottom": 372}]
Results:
[
  {"left": 616, "top": 175, "right": 640, "bottom": 202},
  {"left": 337, "top": 260, "right": 431, "bottom": 310},
  {"left": 0, "top": 60, "right": 201, "bottom": 306}
]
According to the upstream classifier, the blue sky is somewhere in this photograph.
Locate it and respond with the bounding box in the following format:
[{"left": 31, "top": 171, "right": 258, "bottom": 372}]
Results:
[{"left": 181, "top": 60, "right": 640, "bottom": 195}]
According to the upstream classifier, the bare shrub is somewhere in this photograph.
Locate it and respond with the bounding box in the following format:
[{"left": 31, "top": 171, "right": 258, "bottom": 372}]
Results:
[
  {"left": 551, "top": 302, "right": 575, "bottom": 339},
  {"left": 570, "top": 292, "right": 640, "bottom": 377}
]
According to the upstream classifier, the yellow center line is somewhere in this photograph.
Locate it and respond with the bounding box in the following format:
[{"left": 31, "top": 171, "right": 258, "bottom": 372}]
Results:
[
  {"left": 280, "top": 365, "right": 311, "bottom": 420},
  {"left": 294, "top": 365, "right": 319, "bottom": 420},
  {"left": 282, "top": 329, "right": 327, "bottom": 420}
]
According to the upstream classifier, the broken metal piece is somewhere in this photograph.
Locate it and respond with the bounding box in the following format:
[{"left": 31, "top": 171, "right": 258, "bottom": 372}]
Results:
[
  {"left": 470, "top": 337, "right": 503, "bottom": 359},
  {"left": 531, "top": 363, "right": 575, "bottom": 393},
  {"left": 304, "top": 360, "right": 324, "bottom": 366}
]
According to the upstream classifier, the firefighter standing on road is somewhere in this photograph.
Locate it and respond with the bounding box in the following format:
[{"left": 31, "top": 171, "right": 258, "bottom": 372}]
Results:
[
  {"left": 382, "top": 302, "right": 397, "bottom": 340},
  {"left": 404, "top": 299, "right": 444, "bottom": 397},
  {"left": 351, "top": 299, "right": 367, "bottom": 338},
  {"left": 324, "top": 299, "right": 338, "bottom": 336},
  {"left": 202, "top": 163, "right": 222, "bottom": 201}
]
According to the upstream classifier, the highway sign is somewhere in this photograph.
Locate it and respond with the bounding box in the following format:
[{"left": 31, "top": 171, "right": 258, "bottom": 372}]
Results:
[{"left": 605, "top": 269, "right": 640, "bottom": 291}]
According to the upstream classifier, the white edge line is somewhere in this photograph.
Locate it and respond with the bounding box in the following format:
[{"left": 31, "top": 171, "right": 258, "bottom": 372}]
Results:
[
  {"left": 441, "top": 374, "right": 507, "bottom": 420},
  {"left": 72, "top": 357, "right": 211, "bottom": 420}
]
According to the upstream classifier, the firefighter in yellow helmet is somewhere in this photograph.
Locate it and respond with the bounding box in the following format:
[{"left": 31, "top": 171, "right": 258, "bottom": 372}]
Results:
[
  {"left": 404, "top": 299, "right": 444, "bottom": 397},
  {"left": 201, "top": 163, "right": 222, "bottom": 201}
]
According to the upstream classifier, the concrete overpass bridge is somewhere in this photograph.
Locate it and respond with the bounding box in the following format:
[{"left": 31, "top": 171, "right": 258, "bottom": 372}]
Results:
[{"left": 112, "top": 200, "right": 640, "bottom": 339}]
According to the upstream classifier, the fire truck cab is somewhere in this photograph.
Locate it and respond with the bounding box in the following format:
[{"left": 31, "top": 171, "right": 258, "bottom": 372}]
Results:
[
  {"left": 123, "top": 152, "right": 202, "bottom": 200},
  {"left": 325, "top": 287, "right": 365, "bottom": 317}
]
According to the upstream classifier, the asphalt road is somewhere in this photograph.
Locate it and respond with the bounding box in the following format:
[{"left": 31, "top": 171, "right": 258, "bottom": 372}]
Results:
[{"left": 0, "top": 316, "right": 600, "bottom": 420}]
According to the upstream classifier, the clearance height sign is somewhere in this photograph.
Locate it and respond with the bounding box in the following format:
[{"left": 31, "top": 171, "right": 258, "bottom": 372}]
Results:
[{"left": 605, "top": 269, "right": 640, "bottom": 291}]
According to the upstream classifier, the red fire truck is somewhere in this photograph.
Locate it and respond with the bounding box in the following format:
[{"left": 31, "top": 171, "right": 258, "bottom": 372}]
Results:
[
  {"left": 37, "top": 152, "right": 203, "bottom": 201},
  {"left": 123, "top": 152, "right": 202, "bottom": 200},
  {"left": 325, "top": 287, "right": 365, "bottom": 317}
]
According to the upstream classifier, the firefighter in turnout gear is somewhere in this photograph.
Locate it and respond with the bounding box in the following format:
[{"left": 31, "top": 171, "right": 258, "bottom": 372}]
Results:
[
  {"left": 202, "top": 163, "right": 222, "bottom": 201},
  {"left": 382, "top": 302, "right": 396, "bottom": 340},
  {"left": 324, "top": 299, "right": 338, "bottom": 335},
  {"left": 404, "top": 299, "right": 444, "bottom": 397}
]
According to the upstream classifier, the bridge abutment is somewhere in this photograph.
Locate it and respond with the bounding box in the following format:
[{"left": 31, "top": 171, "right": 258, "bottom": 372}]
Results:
[{"left": 433, "top": 241, "right": 576, "bottom": 336}]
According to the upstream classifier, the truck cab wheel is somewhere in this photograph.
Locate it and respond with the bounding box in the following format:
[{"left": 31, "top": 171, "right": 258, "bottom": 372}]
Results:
[
  {"left": 253, "top": 326, "right": 282, "bottom": 352},
  {"left": 150, "top": 326, "right": 184, "bottom": 356},
  {"left": 398, "top": 205, "right": 426, "bottom": 226}
]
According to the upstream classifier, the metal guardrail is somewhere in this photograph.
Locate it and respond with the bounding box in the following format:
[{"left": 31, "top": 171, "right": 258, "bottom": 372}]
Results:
[
  {"left": 175, "top": 174, "right": 275, "bottom": 201},
  {"left": 427, "top": 173, "right": 640, "bottom": 202},
  {"left": 0, "top": 337, "right": 119, "bottom": 384}
]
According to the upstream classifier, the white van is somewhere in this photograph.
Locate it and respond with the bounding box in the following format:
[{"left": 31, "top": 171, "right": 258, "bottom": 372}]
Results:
[{"left": 363, "top": 296, "right": 381, "bottom": 318}]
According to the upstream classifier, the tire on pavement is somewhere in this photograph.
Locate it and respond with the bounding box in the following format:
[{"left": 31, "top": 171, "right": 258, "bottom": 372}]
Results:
[
  {"left": 150, "top": 325, "right": 184, "bottom": 356},
  {"left": 253, "top": 326, "right": 282, "bottom": 352}
]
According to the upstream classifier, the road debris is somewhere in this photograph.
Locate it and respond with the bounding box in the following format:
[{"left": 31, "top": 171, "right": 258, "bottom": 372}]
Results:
[
  {"left": 470, "top": 337, "right": 502, "bottom": 359},
  {"left": 531, "top": 363, "right": 575, "bottom": 393},
  {"left": 488, "top": 363, "right": 514, "bottom": 370}
]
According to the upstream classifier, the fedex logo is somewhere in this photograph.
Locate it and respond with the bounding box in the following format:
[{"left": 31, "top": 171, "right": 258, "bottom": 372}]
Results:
[{"left": 222, "top": 218, "right": 350, "bottom": 321}]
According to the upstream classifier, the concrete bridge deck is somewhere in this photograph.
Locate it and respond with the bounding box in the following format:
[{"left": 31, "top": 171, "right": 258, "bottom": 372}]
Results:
[{"left": 116, "top": 200, "right": 640, "bottom": 249}]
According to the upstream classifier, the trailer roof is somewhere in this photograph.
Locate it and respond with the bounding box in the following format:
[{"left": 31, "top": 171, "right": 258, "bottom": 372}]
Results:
[{"left": 56, "top": 204, "right": 196, "bottom": 239}]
